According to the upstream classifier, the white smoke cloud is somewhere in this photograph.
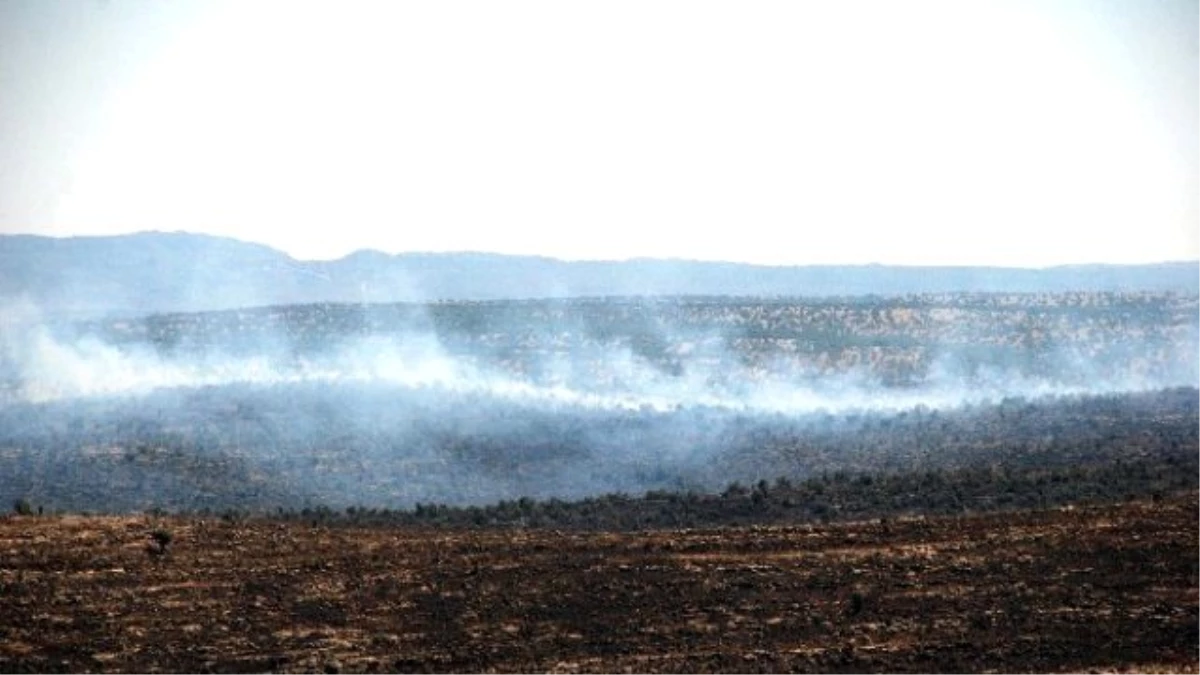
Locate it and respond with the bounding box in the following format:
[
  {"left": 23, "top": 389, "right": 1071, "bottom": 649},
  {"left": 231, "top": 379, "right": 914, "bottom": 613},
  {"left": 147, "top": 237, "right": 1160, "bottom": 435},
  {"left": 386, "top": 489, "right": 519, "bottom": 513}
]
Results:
[{"left": 3, "top": 306, "right": 1195, "bottom": 414}]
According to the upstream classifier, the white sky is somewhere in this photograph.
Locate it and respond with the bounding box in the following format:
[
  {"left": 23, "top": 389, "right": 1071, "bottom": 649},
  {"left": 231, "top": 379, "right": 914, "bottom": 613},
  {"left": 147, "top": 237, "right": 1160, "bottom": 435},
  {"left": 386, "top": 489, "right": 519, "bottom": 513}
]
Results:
[{"left": 0, "top": 0, "right": 1196, "bottom": 266}]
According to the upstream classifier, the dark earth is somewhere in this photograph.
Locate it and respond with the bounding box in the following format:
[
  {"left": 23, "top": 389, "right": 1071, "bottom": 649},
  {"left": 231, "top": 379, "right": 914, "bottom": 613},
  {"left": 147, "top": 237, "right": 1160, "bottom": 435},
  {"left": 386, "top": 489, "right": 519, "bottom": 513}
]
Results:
[{"left": 1, "top": 492, "right": 1196, "bottom": 673}]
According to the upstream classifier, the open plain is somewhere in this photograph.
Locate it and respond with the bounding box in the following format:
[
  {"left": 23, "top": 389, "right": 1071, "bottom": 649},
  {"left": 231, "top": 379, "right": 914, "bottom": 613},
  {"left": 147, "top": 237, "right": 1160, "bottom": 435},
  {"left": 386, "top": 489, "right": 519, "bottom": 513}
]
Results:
[
  {"left": 1, "top": 293, "right": 1197, "bottom": 672},
  {"left": 0, "top": 492, "right": 1195, "bottom": 673}
]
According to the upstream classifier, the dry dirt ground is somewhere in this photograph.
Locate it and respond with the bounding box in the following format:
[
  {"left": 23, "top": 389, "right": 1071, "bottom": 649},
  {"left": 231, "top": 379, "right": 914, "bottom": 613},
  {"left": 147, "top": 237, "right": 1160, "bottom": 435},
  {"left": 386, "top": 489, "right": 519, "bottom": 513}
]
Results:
[{"left": 0, "top": 494, "right": 1196, "bottom": 673}]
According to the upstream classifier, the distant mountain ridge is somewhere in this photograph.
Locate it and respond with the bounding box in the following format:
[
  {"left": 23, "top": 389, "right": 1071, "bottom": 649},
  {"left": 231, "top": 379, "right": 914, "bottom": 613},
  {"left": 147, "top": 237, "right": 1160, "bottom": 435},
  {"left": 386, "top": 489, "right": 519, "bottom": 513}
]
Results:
[{"left": 1, "top": 232, "right": 1197, "bottom": 316}]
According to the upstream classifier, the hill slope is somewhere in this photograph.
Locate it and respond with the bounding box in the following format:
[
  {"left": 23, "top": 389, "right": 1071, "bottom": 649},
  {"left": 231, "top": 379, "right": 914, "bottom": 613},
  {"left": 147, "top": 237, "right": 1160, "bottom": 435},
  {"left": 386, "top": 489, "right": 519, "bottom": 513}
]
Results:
[{"left": 2, "top": 231, "right": 1196, "bottom": 315}]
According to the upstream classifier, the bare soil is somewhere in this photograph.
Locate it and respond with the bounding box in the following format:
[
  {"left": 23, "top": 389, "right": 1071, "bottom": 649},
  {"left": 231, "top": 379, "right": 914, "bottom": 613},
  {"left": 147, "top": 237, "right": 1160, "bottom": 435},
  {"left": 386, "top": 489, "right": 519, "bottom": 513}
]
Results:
[{"left": 1, "top": 494, "right": 1196, "bottom": 673}]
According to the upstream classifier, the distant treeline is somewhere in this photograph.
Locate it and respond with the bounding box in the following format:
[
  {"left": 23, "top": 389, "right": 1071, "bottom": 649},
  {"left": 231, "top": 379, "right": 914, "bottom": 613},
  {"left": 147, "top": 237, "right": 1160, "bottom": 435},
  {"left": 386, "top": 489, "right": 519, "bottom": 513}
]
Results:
[{"left": 112, "top": 443, "right": 1200, "bottom": 532}]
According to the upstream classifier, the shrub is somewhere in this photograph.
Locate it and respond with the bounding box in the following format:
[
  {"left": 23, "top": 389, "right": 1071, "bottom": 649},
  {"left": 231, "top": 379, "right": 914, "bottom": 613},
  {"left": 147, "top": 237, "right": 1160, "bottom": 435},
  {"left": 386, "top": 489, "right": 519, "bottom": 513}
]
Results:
[
  {"left": 848, "top": 591, "right": 865, "bottom": 616},
  {"left": 148, "top": 528, "right": 173, "bottom": 556}
]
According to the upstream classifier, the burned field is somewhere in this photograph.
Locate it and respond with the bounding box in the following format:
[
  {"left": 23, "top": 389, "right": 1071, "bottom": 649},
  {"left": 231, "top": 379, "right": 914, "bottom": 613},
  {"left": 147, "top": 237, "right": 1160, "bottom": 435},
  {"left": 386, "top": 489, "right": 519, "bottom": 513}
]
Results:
[
  {"left": 2, "top": 292, "right": 1197, "bottom": 514},
  {"left": 0, "top": 292, "right": 1197, "bottom": 671},
  {"left": 0, "top": 493, "right": 1196, "bottom": 673}
]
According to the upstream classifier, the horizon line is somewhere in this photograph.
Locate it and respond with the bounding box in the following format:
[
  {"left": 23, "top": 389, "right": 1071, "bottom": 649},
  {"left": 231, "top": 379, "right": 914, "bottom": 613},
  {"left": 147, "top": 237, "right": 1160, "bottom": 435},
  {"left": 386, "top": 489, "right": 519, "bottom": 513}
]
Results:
[{"left": 5, "top": 229, "right": 1199, "bottom": 271}]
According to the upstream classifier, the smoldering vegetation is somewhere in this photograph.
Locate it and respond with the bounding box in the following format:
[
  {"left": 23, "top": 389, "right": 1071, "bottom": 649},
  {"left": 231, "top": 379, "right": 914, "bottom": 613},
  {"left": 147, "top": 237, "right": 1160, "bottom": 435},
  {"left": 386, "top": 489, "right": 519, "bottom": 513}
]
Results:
[{"left": 0, "top": 293, "right": 1196, "bottom": 516}]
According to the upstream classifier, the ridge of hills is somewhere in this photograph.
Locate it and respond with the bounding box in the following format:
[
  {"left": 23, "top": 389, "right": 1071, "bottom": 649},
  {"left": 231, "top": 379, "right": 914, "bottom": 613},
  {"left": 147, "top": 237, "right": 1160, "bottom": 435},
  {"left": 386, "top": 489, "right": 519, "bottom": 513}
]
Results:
[{"left": 2, "top": 231, "right": 1197, "bottom": 316}]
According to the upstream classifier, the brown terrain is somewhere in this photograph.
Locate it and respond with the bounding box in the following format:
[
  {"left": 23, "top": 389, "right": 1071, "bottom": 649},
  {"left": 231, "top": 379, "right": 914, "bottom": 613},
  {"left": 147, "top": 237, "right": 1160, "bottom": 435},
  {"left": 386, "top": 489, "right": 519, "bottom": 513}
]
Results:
[{"left": 0, "top": 492, "right": 1196, "bottom": 673}]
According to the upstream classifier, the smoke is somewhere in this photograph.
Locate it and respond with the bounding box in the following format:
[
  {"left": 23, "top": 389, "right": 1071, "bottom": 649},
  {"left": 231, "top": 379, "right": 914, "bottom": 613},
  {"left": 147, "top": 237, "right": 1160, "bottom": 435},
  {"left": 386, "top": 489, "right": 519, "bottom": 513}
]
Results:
[
  {"left": 1, "top": 296, "right": 1196, "bottom": 511},
  {"left": 2, "top": 302, "right": 1197, "bottom": 411}
]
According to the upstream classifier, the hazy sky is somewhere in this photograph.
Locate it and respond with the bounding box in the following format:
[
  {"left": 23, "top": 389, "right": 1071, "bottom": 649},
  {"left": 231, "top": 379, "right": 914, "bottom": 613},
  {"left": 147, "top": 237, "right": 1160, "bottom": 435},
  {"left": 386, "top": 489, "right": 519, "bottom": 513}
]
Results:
[{"left": 0, "top": 0, "right": 1196, "bottom": 266}]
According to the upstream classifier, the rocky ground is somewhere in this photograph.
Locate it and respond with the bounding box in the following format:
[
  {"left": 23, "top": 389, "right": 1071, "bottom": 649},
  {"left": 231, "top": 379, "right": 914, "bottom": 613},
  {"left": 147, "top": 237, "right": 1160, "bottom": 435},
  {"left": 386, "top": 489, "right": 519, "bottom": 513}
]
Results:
[{"left": 1, "top": 492, "right": 1196, "bottom": 673}]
